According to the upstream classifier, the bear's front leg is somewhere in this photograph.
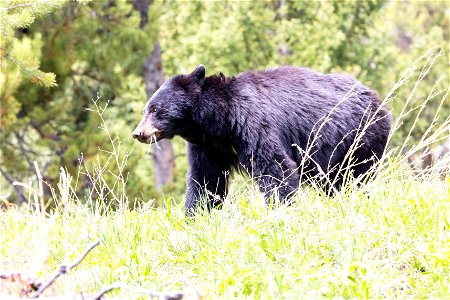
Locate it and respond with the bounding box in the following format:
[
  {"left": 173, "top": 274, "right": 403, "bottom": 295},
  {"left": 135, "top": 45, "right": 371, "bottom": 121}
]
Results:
[
  {"left": 185, "top": 143, "right": 232, "bottom": 216},
  {"left": 252, "top": 153, "right": 300, "bottom": 206}
]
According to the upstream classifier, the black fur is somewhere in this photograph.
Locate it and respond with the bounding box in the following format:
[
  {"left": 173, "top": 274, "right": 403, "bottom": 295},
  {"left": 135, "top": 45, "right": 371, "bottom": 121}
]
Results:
[{"left": 133, "top": 65, "right": 391, "bottom": 216}]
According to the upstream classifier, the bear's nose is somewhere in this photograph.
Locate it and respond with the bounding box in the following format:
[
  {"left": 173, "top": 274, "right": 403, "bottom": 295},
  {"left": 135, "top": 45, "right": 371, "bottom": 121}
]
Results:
[{"left": 132, "top": 129, "right": 143, "bottom": 140}]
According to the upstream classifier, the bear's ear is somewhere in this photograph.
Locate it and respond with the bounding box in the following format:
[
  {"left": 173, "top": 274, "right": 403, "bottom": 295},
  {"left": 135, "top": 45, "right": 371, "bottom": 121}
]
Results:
[{"left": 190, "top": 64, "right": 206, "bottom": 87}]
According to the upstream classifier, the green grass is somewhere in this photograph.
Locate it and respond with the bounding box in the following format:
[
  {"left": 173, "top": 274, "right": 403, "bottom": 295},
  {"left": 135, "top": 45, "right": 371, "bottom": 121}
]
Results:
[{"left": 1, "top": 172, "right": 449, "bottom": 298}]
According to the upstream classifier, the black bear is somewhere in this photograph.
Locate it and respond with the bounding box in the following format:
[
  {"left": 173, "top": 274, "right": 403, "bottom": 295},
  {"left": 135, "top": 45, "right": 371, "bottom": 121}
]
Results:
[{"left": 132, "top": 65, "right": 391, "bottom": 215}]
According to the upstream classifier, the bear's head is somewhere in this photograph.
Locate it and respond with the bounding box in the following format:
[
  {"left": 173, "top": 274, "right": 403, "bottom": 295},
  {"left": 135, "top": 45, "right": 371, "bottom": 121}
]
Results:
[{"left": 132, "top": 65, "right": 206, "bottom": 144}]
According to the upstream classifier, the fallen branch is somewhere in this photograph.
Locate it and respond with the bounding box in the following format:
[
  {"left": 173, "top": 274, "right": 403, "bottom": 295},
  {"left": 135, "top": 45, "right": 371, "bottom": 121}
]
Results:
[
  {"left": 1, "top": 239, "right": 184, "bottom": 299},
  {"left": 33, "top": 240, "right": 101, "bottom": 298},
  {"left": 92, "top": 282, "right": 183, "bottom": 300}
]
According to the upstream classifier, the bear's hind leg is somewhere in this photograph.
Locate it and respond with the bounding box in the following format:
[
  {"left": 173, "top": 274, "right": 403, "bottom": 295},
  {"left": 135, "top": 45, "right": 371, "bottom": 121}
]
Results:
[{"left": 251, "top": 153, "right": 300, "bottom": 206}]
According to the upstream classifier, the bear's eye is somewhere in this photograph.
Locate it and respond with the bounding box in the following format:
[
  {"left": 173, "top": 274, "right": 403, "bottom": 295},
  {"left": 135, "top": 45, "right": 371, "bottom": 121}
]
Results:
[{"left": 149, "top": 107, "right": 157, "bottom": 114}]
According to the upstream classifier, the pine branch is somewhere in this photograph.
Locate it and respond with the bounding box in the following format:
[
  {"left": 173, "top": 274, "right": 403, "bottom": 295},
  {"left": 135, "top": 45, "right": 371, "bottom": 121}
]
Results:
[
  {"left": 2, "top": 0, "right": 49, "bottom": 12},
  {"left": 4, "top": 55, "right": 57, "bottom": 88},
  {"left": 29, "top": 121, "right": 61, "bottom": 141}
]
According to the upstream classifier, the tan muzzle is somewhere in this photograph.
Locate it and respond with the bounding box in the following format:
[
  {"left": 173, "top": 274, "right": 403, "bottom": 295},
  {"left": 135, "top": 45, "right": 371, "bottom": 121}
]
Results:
[{"left": 132, "top": 115, "right": 161, "bottom": 144}]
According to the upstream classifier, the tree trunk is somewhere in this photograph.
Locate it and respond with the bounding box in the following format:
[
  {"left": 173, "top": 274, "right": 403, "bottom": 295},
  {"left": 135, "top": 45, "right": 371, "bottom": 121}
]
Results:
[
  {"left": 143, "top": 44, "right": 175, "bottom": 189},
  {"left": 133, "top": 0, "right": 175, "bottom": 190}
]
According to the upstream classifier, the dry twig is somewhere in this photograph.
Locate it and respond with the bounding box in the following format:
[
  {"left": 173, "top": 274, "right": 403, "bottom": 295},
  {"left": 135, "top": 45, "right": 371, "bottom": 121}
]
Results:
[
  {"left": 32, "top": 240, "right": 101, "bottom": 298},
  {"left": 92, "top": 282, "right": 183, "bottom": 300},
  {"left": 1, "top": 239, "right": 184, "bottom": 300}
]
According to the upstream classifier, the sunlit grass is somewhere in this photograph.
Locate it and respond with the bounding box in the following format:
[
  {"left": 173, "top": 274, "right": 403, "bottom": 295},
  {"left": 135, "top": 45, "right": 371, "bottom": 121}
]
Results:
[{"left": 1, "top": 171, "right": 449, "bottom": 298}]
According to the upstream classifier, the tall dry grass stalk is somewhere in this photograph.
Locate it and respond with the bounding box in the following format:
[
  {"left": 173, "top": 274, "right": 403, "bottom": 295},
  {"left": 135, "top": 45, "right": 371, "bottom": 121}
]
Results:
[
  {"left": 6, "top": 94, "right": 134, "bottom": 212},
  {"left": 376, "top": 48, "right": 449, "bottom": 181}
]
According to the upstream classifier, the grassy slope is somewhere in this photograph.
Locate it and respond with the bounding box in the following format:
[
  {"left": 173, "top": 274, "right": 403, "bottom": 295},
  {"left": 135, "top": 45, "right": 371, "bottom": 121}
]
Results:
[{"left": 1, "top": 173, "right": 449, "bottom": 299}]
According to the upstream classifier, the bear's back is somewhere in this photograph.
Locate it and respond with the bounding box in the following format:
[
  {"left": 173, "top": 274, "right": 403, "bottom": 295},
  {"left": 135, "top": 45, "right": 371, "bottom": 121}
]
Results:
[
  {"left": 233, "top": 66, "right": 380, "bottom": 128},
  {"left": 236, "top": 66, "right": 368, "bottom": 107}
]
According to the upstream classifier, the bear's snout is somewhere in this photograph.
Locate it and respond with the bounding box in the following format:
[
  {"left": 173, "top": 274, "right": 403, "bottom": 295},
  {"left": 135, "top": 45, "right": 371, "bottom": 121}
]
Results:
[
  {"left": 132, "top": 117, "right": 161, "bottom": 144},
  {"left": 132, "top": 129, "right": 145, "bottom": 141},
  {"left": 132, "top": 129, "right": 161, "bottom": 144},
  {"left": 132, "top": 127, "right": 161, "bottom": 144}
]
